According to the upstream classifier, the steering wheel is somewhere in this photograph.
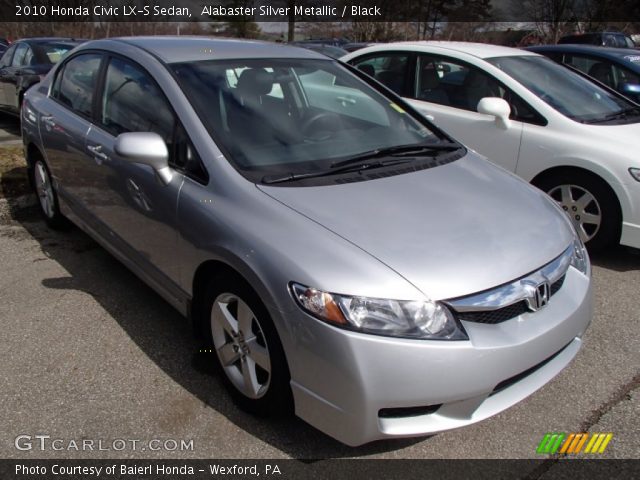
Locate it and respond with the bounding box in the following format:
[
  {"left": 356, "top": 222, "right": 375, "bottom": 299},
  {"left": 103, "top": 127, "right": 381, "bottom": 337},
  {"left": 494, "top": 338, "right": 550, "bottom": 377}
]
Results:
[{"left": 301, "top": 112, "right": 342, "bottom": 141}]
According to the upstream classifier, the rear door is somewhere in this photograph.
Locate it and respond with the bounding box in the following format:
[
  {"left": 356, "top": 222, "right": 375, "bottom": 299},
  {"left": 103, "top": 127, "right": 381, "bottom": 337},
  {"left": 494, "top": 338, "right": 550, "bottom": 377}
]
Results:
[
  {"left": 39, "top": 52, "right": 104, "bottom": 223},
  {"left": 349, "top": 51, "right": 414, "bottom": 96},
  {"left": 0, "top": 44, "right": 17, "bottom": 108}
]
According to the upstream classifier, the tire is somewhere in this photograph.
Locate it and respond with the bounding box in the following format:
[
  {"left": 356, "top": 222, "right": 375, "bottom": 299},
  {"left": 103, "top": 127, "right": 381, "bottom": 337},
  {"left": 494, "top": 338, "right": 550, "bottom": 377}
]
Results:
[
  {"left": 31, "top": 158, "right": 67, "bottom": 229},
  {"left": 536, "top": 171, "right": 620, "bottom": 253},
  {"left": 199, "top": 274, "right": 292, "bottom": 416}
]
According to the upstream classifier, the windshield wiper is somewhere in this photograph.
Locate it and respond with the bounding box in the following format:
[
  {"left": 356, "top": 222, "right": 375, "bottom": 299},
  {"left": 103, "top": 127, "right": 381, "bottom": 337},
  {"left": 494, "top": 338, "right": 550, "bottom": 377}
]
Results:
[
  {"left": 330, "top": 142, "right": 460, "bottom": 168},
  {"left": 261, "top": 158, "right": 415, "bottom": 185},
  {"left": 583, "top": 107, "right": 640, "bottom": 124}
]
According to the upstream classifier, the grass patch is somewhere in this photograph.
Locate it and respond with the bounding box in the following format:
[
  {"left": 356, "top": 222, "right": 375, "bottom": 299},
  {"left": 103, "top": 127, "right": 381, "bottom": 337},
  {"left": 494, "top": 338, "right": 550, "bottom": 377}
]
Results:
[{"left": 0, "top": 145, "right": 29, "bottom": 199}]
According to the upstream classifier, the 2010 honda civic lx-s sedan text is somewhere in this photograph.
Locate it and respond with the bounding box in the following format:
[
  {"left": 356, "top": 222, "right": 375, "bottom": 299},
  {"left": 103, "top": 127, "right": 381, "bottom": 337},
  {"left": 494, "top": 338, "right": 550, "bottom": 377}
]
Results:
[{"left": 22, "top": 37, "right": 592, "bottom": 446}]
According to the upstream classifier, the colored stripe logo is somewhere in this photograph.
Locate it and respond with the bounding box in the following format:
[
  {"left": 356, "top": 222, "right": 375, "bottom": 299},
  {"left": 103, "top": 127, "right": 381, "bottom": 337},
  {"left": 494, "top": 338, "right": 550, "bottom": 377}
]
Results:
[{"left": 536, "top": 433, "right": 613, "bottom": 454}]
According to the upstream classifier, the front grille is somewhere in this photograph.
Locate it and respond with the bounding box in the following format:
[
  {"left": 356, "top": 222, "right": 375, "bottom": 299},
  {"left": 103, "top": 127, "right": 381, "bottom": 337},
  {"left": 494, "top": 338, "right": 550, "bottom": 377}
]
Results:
[
  {"left": 456, "top": 301, "right": 528, "bottom": 324},
  {"left": 454, "top": 275, "right": 566, "bottom": 325},
  {"left": 550, "top": 274, "right": 565, "bottom": 296}
]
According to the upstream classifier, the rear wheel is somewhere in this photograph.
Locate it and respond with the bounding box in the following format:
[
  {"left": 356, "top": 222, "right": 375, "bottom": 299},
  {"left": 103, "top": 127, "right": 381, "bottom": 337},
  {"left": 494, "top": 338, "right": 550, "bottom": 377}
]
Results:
[
  {"left": 200, "top": 275, "right": 292, "bottom": 416},
  {"left": 536, "top": 171, "right": 620, "bottom": 253},
  {"left": 32, "top": 159, "right": 67, "bottom": 229}
]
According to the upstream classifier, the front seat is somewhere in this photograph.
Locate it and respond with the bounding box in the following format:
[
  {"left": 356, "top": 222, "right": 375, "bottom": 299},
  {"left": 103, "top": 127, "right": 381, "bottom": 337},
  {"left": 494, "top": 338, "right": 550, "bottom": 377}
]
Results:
[
  {"left": 358, "top": 64, "right": 375, "bottom": 77},
  {"left": 418, "top": 65, "right": 450, "bottom": 105},
  {"left": 463, "top": 70, "right": 499, "bottom": 111},
  {"left": 228, "top": 68, "right": 275, "bottom": 143}
]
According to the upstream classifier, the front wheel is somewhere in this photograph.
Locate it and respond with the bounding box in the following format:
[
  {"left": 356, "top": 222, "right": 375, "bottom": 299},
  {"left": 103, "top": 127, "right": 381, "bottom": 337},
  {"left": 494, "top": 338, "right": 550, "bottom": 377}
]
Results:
[
  {"left": 201, "top": 275, "right": 292, "bottom": 416},
  {"left": 536, "top": 171, "right": 620, "bottom": 253}
]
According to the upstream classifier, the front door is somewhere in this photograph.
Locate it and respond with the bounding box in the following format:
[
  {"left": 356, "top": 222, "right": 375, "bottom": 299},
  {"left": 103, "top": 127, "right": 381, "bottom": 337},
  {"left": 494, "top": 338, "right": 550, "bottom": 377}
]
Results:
[
  {"left": 86, "top": 55, "right": 184, "bottom": 289},
  {"left": 405, "top": 54, "right": 524, "bottom": 172}
]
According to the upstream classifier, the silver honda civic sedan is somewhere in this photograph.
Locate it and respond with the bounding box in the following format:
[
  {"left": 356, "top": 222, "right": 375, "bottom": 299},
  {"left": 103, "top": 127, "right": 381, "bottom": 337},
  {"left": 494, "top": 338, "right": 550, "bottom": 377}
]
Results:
[{"left": 22, "top": 37, "right": 592, "bottom": 446}]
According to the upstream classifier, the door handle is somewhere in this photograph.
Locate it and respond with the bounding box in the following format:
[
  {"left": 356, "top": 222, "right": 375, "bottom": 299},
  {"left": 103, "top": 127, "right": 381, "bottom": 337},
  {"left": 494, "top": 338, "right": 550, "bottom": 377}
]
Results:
[
  {"left": 87, "top": 144, "right": 109, "bottom": 164},
  {"left": 41, "top": 114, "right": 55, "bottom": 128},
  {"left": 336, "top": 96, "right": 356, "bottom": 105}
]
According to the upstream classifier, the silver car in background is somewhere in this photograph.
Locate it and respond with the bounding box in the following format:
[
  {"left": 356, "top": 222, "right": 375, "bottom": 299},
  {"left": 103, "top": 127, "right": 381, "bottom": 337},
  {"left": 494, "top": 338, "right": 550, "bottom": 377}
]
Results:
[{"left": 22, "top": 37, "right": 592, "bottom": 446}]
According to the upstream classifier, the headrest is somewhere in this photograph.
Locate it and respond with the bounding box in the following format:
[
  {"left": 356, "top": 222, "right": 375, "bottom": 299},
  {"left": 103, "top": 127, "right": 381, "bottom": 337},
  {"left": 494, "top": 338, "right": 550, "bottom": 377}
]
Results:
[
  {"left": 237, "top": 68, "right": 274, "bottom": 96},
  {"left": 358, "top": 64, "right": 375, "bottom": 77},
  {"left": 464, "top": 70, "right": 489, "bottom": 88}
]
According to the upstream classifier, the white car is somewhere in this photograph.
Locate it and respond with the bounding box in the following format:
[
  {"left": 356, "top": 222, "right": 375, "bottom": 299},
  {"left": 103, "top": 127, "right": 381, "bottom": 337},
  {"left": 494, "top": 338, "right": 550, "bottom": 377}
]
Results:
[{"left": 343, "top": 42, "right": 640, "bottom": 252}]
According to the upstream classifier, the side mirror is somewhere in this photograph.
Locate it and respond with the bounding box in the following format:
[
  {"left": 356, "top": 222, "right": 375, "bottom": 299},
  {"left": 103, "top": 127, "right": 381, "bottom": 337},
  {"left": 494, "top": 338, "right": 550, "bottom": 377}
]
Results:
[
  {"left": 477, "top": 97, "right": 511, "bottom": 130},
  {"left": 114, "top": 132, "right": 173, "bottom": 186}
]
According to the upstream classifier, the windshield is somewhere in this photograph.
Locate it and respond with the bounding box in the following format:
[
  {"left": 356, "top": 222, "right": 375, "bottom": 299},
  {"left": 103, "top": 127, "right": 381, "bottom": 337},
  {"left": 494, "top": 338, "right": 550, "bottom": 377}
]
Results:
[
  {"left": 487, "top": 55, "right": 636, "bottom": 124},
  {"left": 171, "top": 58, "right": 454, "bottom": 183}
]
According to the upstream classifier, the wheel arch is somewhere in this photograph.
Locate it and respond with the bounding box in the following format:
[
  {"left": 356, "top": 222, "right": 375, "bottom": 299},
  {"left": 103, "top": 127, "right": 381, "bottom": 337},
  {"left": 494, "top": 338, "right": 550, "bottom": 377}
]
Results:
[
  {"left": 190, "top": 257, "right": 294, "bottom": 383},
  {"left": 190, "top": 257, "right": 285, "bottom": 339},
  {"left": 24, "top": 141, "right": 45, "bottom": 187},
  {"left": 530, "top": 165, "right": 624, "bottom": 222}
]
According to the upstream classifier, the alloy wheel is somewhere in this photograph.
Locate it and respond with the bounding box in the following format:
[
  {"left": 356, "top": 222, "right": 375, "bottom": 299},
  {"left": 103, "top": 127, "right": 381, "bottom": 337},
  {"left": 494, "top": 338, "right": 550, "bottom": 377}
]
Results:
[
  {"left": 210, "top": 293, "right": 271, "bottom": 399},
  {"left": 34, "top": 161, "right": 55, "bottom": 219},
  {"left": 548, "top": 184, "right": 601, "bottom": 243}
]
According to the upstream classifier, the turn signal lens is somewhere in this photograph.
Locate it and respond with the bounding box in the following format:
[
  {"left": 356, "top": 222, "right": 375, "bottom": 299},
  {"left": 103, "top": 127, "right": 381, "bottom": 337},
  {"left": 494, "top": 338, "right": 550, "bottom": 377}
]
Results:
[{"left": 293, "top": 286, "right": 347, "bottom": 325}]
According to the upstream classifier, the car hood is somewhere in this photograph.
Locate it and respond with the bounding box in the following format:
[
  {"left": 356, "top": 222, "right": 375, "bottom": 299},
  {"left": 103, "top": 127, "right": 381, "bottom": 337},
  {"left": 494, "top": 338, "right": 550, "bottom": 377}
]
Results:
[
  {"left": 584, "top": 121, "right": 640, "bottom": 146},
  {"left": 257, "top": 153, "right": 574, "bottom": 300}
]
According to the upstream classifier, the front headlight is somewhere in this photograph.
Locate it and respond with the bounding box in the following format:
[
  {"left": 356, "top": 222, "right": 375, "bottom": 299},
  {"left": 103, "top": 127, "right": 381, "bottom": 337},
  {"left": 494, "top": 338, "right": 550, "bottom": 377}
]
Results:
[
  {"left": 570, "top": 235, "right": 590, "bottom": 276},
  {"left": 290, "top": 283, "right": 467, "bottom": 340}
]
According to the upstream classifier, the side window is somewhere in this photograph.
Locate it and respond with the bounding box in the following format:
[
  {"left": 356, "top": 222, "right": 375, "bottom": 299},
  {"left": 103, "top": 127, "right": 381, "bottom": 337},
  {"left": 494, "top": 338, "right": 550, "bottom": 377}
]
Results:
[
  {"left": 0, "top": 45, "right": 15, "bottom": 67},
  {"left": 23, "top": 46, "right": 34, "bottom": 66},
  {"left": 11, "top": 44, "right": 29, "bottom": 67},
  {"left": 564, "top": 54, "right": 614, "bottom": 87},
  {"left": 351, "top": 53, "right": 410, "bottom": 95},
  {"left": 611, "top": 64, "right": 639, "bottom": 89},
  {"left": 414, "top": 54, "right": 544, "bottom": 124},
  {"left": 101, "top": 57, "right": 175, "bottom": 144},
  {"left": 53, "top": 53, "right": 102, "bottom": 118},
  {"left": 414, "top": 54, "right": 505, "bottom": 111},
  {"left": 625, "top": 37, "right": 636, "bottom": 48},
  {"left": 614, "top": 36, "right": 627, "bottom": 49}
]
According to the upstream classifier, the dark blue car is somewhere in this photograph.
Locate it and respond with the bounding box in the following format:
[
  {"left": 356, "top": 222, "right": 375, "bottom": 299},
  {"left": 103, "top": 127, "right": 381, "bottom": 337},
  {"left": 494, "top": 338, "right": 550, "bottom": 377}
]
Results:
[
  {"left": 526, "top": 44, "right": 640, "bottom": 103},
  {"left": 0, "top": 37, "right": 83, "bottom": 116}
]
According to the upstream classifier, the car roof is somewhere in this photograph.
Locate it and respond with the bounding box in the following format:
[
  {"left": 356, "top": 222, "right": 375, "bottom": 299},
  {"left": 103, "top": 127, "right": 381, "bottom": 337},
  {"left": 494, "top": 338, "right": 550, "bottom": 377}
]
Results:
[
  {"left": 527, "top": 44, "right": 640, "bottom": 66},
  {"left": 17, "top": 37, "right": 84, "bottom": 45},
  {"left": 363, "top": 41, "right": 540, "bottom": 59},
  {"left": 96, "top": 36, "right": 328, "bottom": 63}
]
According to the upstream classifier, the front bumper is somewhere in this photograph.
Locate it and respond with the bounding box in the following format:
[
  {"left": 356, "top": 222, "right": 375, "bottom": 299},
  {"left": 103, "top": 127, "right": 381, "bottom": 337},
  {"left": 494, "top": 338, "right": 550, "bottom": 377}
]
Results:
[
  {"left": 620, "top": 176, "right": 640, "bottom": 249},
  {"left": 284, "top": 266, "right": 592, "bottom": 446}
]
